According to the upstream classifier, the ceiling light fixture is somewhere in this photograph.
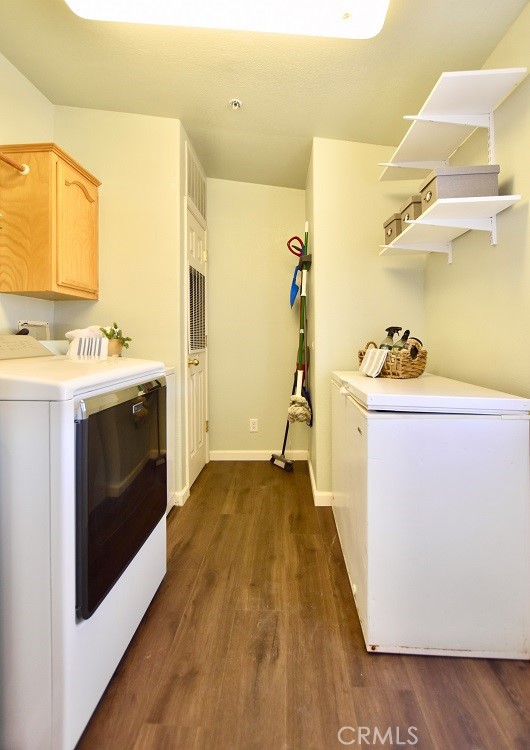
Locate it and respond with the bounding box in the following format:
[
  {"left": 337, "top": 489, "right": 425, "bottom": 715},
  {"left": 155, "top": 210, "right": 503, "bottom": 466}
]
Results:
[{"left": 63, "top": 0, "right": 391, "bottom": 40}]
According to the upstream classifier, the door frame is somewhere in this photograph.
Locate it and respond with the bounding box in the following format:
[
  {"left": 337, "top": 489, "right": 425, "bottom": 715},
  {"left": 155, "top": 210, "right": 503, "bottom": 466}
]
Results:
[
  {"left": 178, "top": 137, "right": 209, "bottom": 502},
  {"left": 184, "top": 203, "right": 209, "bottom": 488}
]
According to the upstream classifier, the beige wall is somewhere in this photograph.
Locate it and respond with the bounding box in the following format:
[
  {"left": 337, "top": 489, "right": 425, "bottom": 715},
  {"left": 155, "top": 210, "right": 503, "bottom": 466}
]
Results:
[
  {"left": 53, "top": 107, "right": 182, "bottom": 365},
  {"left": 305, "top": 153, "right": 317, "bottom": 475},
  {"left": 207, "top": 178, "right": 308, "bottom": 455},
  {"left": 0, "top": 52, "right": 55, "bottom": 333},
  {"left": 308, "top": 138, "right": 426, "bottom": 494},
  {"left": 424, "top": 4, "right": 530, "bottom": 397},
  {"left": 52, "top": 107, "right": 187, "bottom": 493}
]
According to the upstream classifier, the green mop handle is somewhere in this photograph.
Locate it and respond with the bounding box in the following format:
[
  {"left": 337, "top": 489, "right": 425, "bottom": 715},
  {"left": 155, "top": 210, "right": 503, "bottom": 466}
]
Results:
[{"left": 296, "top": 222, "right": 309, "bottom": 393}]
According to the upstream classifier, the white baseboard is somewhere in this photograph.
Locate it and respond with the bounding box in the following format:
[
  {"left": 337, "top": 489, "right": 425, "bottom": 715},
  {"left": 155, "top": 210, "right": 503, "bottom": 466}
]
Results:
[
  {"left": 167, "top": 487, "right": 189, "bottom": 512},
  {"left": 308, "top": 456, "right": 332, "bottom": 507},
  {"left": 209, "top": 450, "right": 309, "bottom": 462}
]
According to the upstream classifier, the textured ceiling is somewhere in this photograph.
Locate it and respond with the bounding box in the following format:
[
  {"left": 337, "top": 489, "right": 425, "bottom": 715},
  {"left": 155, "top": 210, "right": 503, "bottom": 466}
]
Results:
[{"left": 0, "top": 0, "right": 527, "bottom": 188}]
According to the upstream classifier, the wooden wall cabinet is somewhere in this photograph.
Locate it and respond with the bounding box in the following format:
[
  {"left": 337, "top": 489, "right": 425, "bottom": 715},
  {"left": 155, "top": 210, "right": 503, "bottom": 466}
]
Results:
[{"left": 0, "top": 143, "right": 100, "bottom": 300}]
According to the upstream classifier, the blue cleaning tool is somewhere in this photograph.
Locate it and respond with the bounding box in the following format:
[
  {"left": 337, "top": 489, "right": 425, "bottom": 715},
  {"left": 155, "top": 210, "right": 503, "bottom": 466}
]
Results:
[{"left": 290, "top": 266, "right": 300, "bottom": 307}]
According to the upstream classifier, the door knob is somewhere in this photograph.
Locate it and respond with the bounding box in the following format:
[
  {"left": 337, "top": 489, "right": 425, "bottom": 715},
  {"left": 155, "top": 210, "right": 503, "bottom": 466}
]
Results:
[{"left": 188, "top": 358, "right": 200, "bottom": 366}]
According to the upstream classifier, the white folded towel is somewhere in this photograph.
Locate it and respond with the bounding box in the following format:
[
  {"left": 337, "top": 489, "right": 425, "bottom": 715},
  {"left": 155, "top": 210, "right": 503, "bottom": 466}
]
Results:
[
  {"left": 67, "top": 336, "right": 108, "bottom": 360},
  {"left": 65, "top": 325, "right": 104, "bottom": 341},
  {"left": 360, "top": 347, "right": 388, "bottom": 377}
]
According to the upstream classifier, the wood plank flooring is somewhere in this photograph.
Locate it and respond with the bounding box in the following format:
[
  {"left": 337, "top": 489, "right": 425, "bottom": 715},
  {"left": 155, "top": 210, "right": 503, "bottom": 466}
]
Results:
[{"left": 77, "top": 461, "right": 530, "bottom": 750}]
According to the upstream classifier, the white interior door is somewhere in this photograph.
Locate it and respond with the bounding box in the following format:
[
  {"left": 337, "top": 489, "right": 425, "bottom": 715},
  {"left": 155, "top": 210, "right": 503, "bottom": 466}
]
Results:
[{"left": 187, "top": 208, "right": 208, "bottom": 486}]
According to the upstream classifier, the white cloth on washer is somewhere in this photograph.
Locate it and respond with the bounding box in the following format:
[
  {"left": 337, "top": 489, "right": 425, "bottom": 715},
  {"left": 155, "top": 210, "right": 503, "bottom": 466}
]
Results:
[
  {"left": 67, "top": 336, "right": 108, "bottom": 360},
  {"left": 359, "top": 347, "right": 388, "bottom": 377},
  {"left": 65, "top": 325, "right": 104, "bottom": 341}
]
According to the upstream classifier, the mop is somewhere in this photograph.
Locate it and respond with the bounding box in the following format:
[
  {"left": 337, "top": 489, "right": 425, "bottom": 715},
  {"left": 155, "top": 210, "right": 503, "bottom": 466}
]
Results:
[{"left": 271, "top": 223, "right": 312, "bottom": 471}]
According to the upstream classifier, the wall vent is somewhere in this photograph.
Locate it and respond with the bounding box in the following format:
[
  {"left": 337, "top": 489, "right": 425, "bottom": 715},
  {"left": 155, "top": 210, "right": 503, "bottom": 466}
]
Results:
[
  {"left": 186, "top": 142, "right": 206, "bottom": 222},
  {"left": 189, "top": 266, "right": 206, "bottom": 352}
]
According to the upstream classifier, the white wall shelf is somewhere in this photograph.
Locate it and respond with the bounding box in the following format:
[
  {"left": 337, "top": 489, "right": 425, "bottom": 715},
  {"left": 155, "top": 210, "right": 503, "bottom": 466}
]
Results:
[
  {"left": 379, "top": 195, "right": 520, "bottom": 264},
  {"left": 379, "top": 68, "right": 527, "bottom": 181},
  {"left": 378, "top": 67, "right": 526, "bottom": 261}
]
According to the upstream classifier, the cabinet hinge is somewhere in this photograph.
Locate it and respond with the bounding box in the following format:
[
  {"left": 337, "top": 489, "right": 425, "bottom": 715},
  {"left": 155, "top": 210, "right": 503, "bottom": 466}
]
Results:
[{"left": 205, "top": 420, "right": 209, "bottom": 433}]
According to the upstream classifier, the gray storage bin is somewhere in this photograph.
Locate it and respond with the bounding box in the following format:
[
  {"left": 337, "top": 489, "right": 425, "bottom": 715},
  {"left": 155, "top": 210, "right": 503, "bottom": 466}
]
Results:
[
  {"left": 383, "top": 213, "right": 402, "bottom": 244},
  {"left": 420, "top": 165, "right": 500, "bottom": 208}
]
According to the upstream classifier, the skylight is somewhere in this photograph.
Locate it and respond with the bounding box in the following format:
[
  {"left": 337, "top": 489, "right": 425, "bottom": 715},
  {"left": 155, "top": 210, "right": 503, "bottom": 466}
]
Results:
[{"left": 63, "top": 0, "right": 391, "bottom": 40}]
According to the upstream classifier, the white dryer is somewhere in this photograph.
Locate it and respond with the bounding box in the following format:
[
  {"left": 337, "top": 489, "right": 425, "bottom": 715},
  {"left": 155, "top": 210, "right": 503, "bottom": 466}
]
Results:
[{"left": 0, "top": 338, "right": 173, "bottom": 749}]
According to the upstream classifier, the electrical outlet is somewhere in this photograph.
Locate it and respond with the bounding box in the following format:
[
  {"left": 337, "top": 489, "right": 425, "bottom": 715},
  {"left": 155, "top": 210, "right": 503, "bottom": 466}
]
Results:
[
  {"left": 18, "top": 320, "right": 50, "bottom": 340},
  {"left": 249, "top": 418, "right": 258, "bottom": 432}
]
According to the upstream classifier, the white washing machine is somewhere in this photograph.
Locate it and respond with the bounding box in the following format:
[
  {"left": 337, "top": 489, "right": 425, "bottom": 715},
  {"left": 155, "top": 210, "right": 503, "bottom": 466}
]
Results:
[{"left": 0, "top": 337, "right": 173, "bottom": 749}]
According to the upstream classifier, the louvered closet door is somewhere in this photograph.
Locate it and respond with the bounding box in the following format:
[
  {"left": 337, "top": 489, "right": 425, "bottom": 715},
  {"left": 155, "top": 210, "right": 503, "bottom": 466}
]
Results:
[{"left": 187, "top": 208, "right": 208, "bottom": 486}]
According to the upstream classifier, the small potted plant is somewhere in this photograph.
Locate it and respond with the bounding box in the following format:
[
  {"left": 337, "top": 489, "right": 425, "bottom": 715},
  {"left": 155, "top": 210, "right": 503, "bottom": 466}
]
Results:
[{"left": 99, "top": 322, "right": 132, "bottom": 357}]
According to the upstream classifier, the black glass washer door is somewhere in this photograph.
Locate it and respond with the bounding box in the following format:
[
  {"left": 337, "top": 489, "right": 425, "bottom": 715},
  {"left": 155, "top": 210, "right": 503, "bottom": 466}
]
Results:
[{"left": 75, "top": 380, "right": 167, "bottom": 619}]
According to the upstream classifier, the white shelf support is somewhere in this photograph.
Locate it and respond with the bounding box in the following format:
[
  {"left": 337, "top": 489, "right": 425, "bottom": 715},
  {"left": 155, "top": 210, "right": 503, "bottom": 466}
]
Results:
[
  {"left": 403, "top": 113, "right": 490, "bottom": 129},
  {"left": 488, "top": 113, "right": 496, "bottom": 165},
  {"left": 410, "top": 215, "right": 494, "bottom": 232},
  {"left": 378, "top": 160, "right": 446, "bottom": 170},
  {"left": 380, "top": 242, "right": 453, "bottom": 263},
  {"left": 490, "top": 216, "right": 497, "bottom": 246}
]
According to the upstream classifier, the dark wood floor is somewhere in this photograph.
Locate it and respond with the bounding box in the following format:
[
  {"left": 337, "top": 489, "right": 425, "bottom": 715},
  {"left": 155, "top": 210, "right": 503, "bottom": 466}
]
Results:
[{"left": 77, "top": 461, "right": 530, "bottom": 750}]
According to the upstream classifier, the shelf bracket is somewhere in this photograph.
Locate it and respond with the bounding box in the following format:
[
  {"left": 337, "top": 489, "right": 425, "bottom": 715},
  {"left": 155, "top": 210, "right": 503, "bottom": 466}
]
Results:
[
  {"left": 411, "top": 216, "right": 492, "bottom": 232},
  {"left": 393, "top": 241, "right": 452, "bottom": 254},
  {"left": 488, "top": 113, "right": 496, "bottom": 164},
  {"left": 490, "top": 216, "right": 497, "bottom": 246},
  {"left": 378, "top": 160, "right": 447, "bottom": 170},
  {"left": 380, "top": 242, "right": 453, "bottom": 264},
  {"left": 404, "top": 113, "right": 490, "bottom": 128}
]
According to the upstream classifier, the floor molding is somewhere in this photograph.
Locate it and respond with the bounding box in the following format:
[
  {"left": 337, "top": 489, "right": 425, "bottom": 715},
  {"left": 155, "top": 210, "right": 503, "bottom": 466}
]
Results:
[
  {"left": 209, "top": 450, "right": 309, "bottom": 462},
  {"left": 308, "top": 457, "right": 332, "bottom": 507},
  {"left": 169, "top": 486, "right": 190, "bottom": 510}
]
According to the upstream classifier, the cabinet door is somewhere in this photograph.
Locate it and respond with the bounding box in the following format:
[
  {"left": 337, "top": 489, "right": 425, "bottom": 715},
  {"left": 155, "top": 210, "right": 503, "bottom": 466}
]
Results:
[
  {"left": 346, "top": 396, "right": 368, "bottom": 632},
  {"left": 56, "top": 159, "right": 99, "bottom": 297},
  {"left": 331, "top": 383, "right": 347, "bottom": 520}
]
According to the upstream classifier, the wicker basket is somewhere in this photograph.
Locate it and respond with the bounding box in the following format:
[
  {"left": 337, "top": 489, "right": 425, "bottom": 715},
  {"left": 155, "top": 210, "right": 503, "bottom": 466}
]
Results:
[{"left": 358, "top": 340, "right": 427, "bottom": 379}]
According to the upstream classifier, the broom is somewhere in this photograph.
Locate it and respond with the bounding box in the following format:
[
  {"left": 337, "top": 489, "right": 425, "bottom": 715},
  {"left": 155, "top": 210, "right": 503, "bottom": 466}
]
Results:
[
  {"left": 270, "top": 379, "right": 296, "bottom": 471},
  {"left": 271, "top": 223, "right": 312, "bottom": 471}
]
